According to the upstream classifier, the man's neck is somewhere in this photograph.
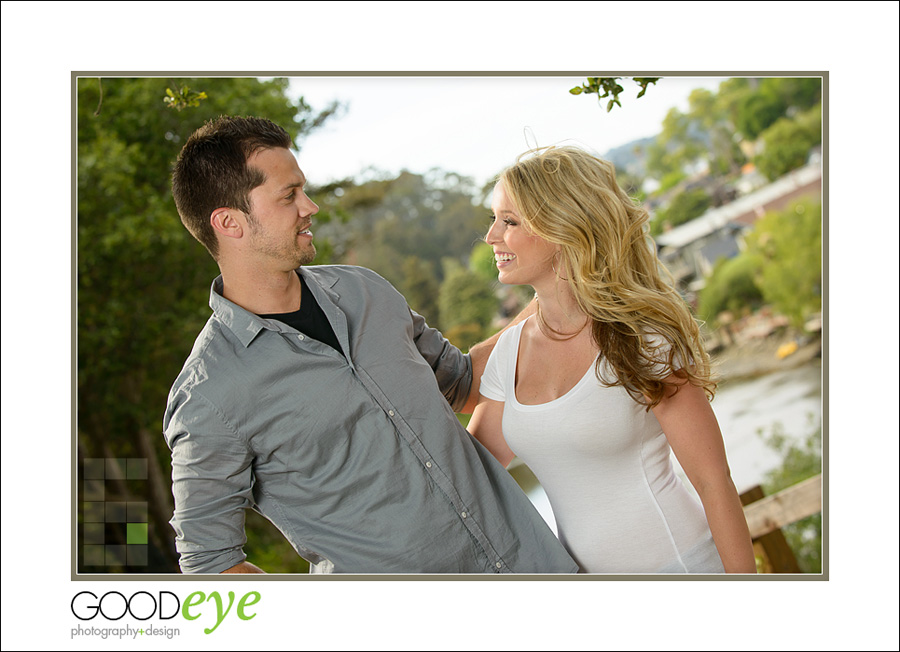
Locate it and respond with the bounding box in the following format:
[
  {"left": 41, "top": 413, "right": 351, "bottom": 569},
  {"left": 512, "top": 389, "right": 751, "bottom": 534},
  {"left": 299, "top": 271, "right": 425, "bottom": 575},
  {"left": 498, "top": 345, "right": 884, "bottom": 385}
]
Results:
[{"left": 219, "top": 265, "right": 304, "bottom": 315}]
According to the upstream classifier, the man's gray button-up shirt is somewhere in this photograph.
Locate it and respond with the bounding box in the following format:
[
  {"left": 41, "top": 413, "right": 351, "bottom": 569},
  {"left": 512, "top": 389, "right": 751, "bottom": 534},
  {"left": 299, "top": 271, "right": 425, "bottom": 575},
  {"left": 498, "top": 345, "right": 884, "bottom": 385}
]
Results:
[{"left": 163, "top": 265, "right": 578, "bottom": 574}]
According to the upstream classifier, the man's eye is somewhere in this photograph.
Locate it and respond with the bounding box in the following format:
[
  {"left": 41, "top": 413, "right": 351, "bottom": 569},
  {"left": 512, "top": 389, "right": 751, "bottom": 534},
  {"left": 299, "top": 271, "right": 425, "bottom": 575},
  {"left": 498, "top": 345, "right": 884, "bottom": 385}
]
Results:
[{"left": 285, "top": 192, "right": 295, "bottom": 200}]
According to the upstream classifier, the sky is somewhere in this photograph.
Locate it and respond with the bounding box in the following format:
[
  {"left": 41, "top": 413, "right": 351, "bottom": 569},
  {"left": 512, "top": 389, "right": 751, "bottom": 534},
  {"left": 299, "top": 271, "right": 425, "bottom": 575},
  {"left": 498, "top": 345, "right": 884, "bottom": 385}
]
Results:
[
  {"left": 1, "top": 1, "right": 899, "bottom": 650},
  {"left": 287, "top": 74, "right": 726, "bottom": 189}
]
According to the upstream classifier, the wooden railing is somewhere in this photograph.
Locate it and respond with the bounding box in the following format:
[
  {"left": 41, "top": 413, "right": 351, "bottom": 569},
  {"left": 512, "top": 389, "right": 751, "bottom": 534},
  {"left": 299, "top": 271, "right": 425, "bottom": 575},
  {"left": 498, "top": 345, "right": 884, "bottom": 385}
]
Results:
[{"left": 740, "top": 474, "right": 822, "bottom": 573}]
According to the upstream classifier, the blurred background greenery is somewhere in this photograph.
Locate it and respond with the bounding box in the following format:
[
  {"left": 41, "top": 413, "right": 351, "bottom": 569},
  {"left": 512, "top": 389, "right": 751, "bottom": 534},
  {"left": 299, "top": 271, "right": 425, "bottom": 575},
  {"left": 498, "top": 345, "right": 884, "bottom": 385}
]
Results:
[{"left": 76, "top": 75, "right": 822, "bottom": 573}]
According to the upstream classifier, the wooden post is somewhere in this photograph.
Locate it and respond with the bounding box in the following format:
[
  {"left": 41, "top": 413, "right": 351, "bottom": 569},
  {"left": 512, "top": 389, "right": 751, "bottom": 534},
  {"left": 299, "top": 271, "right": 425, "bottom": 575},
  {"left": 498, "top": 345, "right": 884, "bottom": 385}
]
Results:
[{"left": 740, "top": 485, "right": 802, "bottom": 573}]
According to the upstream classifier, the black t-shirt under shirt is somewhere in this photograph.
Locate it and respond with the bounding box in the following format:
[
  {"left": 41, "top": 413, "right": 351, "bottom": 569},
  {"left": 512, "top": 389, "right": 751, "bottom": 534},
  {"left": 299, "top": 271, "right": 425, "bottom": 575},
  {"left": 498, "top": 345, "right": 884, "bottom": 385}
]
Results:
[{"left": 258, "top": 274, "right": 344, "bottom": 356}]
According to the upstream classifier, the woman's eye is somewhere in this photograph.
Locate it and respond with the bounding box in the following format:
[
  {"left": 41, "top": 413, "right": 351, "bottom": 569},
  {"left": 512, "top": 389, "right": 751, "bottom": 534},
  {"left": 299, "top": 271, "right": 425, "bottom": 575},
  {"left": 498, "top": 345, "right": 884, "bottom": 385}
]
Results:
[{"left": 504, "top": 219, "right": 517, "bottom": 226}]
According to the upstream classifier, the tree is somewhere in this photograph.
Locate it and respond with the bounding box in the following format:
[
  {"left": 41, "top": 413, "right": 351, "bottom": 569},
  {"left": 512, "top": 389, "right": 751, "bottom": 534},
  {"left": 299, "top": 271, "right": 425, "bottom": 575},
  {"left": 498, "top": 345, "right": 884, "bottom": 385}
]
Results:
[
  {"left": 651, "top": 187, "right": 712, "bottom": 235},
  {"left": 569, "top": 76, "right": 659, "bottom": 112},
  {"left": 759, "top": 419, "right": 822, "bottom": 573},
  {"left": 759, "top": 77, "right": 821, "bottom": 113},
  {"left": 400, "top": 255, "right": 441, "bottom": 327},
  {"left": 469, "top": 240, "right": 500, "bottom": 285},
  {"left": 646, "top": 83, "right": 750, "bottom": 188},
  {"left": 687, "top": 87, "right": 747, "bottom": 177},
  {"left": 645, "top": 107, "right": 706, "bottom": 182},
  {"left": 77, "top": 76, "right": 337, "bottom": 572},
  {"left": 735, "top": 91, "right": 788, "bottom": 141},
  {"left": 744, "top": 199, "right": 822, "bottom": 329},
  {"left": 755, "top": 103, "right": 822, "bottom": 180},
  {"left": 438, "top": 259, "right": 499, "bottom": 351},
  {"left": 313, "top": 169, "right": 489, "bottom": 330},
  {"left": 646, "top": 77, "right": 820, "bottom": 186},
  {"left": 696, "top": 253, "right": 765, "bottom": 324},
  {"left": 729, "top": 77, "right": 821, "bottom": 142}
]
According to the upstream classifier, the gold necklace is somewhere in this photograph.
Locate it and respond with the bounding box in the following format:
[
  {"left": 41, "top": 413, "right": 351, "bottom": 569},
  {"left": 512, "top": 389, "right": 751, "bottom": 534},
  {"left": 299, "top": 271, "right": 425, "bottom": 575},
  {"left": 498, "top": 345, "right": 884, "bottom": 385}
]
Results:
[{"left": 535, "top": 299, "right": 590, "bottom": 341}]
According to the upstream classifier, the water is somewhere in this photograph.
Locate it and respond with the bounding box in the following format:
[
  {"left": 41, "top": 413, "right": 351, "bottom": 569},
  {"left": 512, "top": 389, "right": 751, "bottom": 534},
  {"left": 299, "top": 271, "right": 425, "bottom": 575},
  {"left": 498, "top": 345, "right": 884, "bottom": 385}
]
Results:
[
  {"left": 516, "top": 360, "right": 824, "bottom": 532},
  {"left": 710, "top": 361, "right": 822, "bottom": 493}
]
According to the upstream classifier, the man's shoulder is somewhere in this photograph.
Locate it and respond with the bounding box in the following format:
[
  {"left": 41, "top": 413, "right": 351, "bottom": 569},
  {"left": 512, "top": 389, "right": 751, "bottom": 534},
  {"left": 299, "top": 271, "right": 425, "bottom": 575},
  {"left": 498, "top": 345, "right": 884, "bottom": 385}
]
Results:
[
  {"left": 168, "top": 316, "right": 236, "bottom": 392},
  {"left": 303, "top": 265, "right": 406, "bottom": 307},
  {"left": 163, "top": 314, "right": 251, "bottom": 434},
  {"left": 303, "top": 264, "right": 393, "bottom": 288}
]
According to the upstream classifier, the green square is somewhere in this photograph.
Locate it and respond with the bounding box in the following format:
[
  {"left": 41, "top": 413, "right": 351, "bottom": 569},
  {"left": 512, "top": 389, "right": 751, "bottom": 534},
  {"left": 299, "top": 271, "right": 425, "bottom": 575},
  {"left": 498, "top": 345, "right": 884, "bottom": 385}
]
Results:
[{"left": 127, "top": 522, "right": 148, "bottom": 544}]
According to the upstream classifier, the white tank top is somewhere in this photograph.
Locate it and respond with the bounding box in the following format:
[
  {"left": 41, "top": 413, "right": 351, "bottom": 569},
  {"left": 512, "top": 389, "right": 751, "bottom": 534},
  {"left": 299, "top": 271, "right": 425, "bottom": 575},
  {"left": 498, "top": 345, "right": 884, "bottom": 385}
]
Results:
[{"left": 479, "top": 318, "right": 724, "bottom": 573}]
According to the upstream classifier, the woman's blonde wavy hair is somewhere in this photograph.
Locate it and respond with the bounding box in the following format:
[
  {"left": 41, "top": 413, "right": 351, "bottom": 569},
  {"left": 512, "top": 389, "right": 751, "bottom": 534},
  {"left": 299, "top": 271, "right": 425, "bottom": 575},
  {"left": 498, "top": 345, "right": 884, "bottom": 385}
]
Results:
[{"left": 499, "top": 145, "right": 716, "bottom": 409}]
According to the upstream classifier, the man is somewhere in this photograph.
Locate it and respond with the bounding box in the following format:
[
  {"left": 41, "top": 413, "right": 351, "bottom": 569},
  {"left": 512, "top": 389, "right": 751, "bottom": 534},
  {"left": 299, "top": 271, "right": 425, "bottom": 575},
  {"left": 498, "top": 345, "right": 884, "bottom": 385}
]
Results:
[{"left": 163, "top": 116, "right": 578, "bottom": 574}]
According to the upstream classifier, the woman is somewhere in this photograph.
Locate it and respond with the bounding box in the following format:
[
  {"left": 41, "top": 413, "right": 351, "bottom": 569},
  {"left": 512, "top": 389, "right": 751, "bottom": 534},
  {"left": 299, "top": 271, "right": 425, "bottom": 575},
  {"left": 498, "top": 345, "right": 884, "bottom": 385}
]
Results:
[{"left": 468, "top": 146, "right": 756, "bottom": 573}]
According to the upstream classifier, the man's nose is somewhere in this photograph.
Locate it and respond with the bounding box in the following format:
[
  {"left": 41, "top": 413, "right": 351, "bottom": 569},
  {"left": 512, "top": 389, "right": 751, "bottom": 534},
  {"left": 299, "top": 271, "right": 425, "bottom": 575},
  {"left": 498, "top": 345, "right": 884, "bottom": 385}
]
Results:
[{"left": 298, "top": 193, "right": 319, "bottom": 217}]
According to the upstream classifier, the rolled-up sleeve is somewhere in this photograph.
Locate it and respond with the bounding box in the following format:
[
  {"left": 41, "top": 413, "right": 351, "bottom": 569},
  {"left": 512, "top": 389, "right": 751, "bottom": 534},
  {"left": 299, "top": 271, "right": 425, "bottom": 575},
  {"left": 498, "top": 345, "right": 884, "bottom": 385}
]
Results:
[
  {"left": 164, "top": 389, "right": 254, "bottom": 574},
  {"left": 408, "top": 308, "right": 472, "bottom": 412}
]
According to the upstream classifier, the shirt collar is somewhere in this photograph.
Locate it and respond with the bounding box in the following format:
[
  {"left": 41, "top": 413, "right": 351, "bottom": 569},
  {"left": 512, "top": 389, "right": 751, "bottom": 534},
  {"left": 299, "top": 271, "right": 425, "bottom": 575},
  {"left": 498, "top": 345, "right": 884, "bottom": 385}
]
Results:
[{"left": 208, "top": 268, "right": 341, "bottom": 348}]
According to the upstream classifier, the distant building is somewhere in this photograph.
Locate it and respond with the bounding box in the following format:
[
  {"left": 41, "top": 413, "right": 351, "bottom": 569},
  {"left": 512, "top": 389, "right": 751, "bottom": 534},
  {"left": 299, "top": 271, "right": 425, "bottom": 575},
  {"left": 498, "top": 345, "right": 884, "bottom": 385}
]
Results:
[{"left": 655, "top": 162, "right": 822, "bottom": 292}]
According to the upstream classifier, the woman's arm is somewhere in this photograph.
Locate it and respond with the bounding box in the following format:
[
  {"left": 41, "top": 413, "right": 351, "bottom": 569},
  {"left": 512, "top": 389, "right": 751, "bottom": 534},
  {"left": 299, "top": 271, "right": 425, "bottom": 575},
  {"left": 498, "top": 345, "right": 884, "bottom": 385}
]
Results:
[
  {"left": 652, "top": 377, "right": 757, "bottom": 573},
  {"left": 467, "top": 395, "right": 516, "bottom": 468}
]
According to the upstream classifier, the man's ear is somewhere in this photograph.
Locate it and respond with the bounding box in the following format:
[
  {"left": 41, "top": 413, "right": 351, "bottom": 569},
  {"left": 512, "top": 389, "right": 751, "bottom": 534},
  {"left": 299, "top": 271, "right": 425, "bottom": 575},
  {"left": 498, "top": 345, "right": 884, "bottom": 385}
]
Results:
[{"left": 210, "top": 208, "right": 244, "bottom": 240}]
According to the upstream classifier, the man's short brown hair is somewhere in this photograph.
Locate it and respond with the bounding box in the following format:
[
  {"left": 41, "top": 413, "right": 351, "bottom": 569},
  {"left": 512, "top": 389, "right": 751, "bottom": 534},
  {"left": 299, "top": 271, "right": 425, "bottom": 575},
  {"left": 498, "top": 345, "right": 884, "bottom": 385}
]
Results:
[{"left": 172, "top": 116, "right": 292, "bottom": 259}]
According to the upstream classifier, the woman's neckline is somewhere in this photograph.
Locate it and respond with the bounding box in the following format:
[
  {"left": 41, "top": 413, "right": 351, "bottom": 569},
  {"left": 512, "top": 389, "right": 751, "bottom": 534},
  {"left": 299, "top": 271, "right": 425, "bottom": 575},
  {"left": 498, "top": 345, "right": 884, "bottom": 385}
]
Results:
[{"left": 511, "top": 316, "right": 600, "bottom": 408}]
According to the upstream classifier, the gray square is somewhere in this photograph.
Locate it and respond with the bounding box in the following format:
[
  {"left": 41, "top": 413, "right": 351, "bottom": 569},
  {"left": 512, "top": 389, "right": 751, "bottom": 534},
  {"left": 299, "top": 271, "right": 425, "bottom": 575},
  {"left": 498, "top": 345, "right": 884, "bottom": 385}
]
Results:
[
  {"left": 83, "top": 522, "right": 105, "bottom": 545},
  {"left": 83, "top": 545, "right": 105, "bottom": 566},
  {"left": 83, "top": 458, "right": 105, "bottom": 479},
  {"left": 127, "top": 545, "right": 148, "bottom": 566},
  {"left": 105, "top": 502, "right": 127, "bottom": 523},
  {"left": 127, "top": 502, "right": 148, "bottom": 522},
  {"left": 126, "top": 458, "right": 148, "bottom": 480},
  {"left": 105, "top": 544, "right": 126, "bottom": 566},
  {"left": 83, "top": 502, "right": 105, "bottom": 522},
  {"left": 83, "top": 479, "right": 104, "bottom": 502},
  {"left": 106, "top": 458, "right": 124, "bottom": 479}
]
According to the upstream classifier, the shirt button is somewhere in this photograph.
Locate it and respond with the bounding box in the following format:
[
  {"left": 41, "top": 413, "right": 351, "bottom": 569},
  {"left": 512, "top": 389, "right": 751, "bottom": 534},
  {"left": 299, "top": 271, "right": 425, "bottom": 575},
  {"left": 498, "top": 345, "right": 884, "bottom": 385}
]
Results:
[
  {"left": 425, "top": 461, "right": 432, "bottom": 469},
  {"left": 298, "top": 334, "right": 305, "bottom": 341},
  {"left": 495, "top": 562, "right": 502, "bottom": 569},
  {"left": 388, "top": 410, "right": 395, "bottom": 417},
  {"left": 461, "top": 511, "right": 467, "bottom": 518}
]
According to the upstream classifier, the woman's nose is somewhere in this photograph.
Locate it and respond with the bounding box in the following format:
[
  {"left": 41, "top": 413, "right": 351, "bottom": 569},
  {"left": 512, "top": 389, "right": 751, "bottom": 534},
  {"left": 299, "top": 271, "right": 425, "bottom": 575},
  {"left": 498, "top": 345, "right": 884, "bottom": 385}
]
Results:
[{"left": 485, "top": 220, "right": 501, "bottom": 243}]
